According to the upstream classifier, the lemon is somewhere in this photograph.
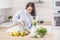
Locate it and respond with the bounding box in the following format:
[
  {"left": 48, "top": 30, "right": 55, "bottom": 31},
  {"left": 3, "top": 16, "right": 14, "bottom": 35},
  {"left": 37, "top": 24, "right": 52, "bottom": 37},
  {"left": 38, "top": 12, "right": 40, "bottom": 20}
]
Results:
[
  {"left": 10, "top": 31, "right": 20, "bottom": 36},
  {"left": 13, "top": 31, "right": 19, "bottom": 36},
  {"left": 10, "top": 31, "right": 26, "bottom": 36},
  {"left": 20, "top": 31, "right": 25, "bottom": 37},
  {"left": 19, "top": 32, "right": 21, "bottom": 35},
  {"left": 10, "top": 32, "right": 14, "bottom": 36}
]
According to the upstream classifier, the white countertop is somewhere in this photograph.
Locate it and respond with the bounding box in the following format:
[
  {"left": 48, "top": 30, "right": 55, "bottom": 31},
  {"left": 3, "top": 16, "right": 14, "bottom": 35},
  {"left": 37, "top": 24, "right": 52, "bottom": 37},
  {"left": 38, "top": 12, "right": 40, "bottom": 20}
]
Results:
[{"left": 0, "top": 22, "right": 13, "bottom": 27}]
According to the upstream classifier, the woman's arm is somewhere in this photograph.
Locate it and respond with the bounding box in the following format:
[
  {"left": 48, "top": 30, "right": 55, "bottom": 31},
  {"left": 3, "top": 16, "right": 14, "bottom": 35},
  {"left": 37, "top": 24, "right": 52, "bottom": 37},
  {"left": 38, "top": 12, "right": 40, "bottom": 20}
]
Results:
[
  {"left": 12, "top": 10, "right": 25, "bottom": 27},
  {"left": 19, "top": 20, "right": 25, "bottom": 27},
  {"left": 12, "top": 10, "right": 22, "bottom": 24}
]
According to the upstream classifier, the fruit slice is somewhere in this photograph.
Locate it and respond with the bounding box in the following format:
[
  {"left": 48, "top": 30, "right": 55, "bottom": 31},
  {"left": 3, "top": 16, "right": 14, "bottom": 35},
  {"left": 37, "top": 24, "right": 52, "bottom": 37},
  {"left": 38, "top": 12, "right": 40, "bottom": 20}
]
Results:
[
  {"left": 20, "top": 31, "right": 25, "bottom": 37},
  {"left": 10, "top": 32, "right": 14, "bottom": 36}
]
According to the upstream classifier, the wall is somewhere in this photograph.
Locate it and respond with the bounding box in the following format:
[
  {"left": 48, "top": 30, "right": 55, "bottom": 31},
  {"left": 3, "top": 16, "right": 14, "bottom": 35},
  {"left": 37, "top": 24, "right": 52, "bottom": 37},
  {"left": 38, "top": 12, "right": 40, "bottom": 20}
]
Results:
[{"left": 6, "top": 0, "right": 53, "bottom": 22}]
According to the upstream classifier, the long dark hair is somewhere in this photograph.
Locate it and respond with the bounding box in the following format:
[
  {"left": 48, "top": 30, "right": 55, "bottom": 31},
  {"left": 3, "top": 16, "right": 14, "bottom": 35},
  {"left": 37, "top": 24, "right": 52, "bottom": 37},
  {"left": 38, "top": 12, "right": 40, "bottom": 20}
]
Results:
[{"left": 26, "top": 2, "right": 36, "bottom": 16}]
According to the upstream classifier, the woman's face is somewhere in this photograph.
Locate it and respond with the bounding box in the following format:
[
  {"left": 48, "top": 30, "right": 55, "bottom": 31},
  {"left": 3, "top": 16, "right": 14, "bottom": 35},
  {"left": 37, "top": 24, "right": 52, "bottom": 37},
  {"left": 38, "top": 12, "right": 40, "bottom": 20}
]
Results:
[{"left": 27, "top": 6, "right": 33, "bottom": 13}]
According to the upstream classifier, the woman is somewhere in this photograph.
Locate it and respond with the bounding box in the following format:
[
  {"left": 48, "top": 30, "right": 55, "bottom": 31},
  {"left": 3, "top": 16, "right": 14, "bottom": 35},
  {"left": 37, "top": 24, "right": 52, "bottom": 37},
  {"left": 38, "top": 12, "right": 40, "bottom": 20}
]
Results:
[{"left": 6, "top": 2, "right": 36, "bottom": 33}]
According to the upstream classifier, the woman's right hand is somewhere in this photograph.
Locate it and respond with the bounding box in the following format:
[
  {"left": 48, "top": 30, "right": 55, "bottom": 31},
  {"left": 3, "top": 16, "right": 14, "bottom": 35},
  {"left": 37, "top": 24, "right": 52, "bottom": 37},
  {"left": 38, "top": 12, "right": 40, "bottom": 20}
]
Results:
[{"left": 19, "top": 20, "right": 25, "bottom": 27}]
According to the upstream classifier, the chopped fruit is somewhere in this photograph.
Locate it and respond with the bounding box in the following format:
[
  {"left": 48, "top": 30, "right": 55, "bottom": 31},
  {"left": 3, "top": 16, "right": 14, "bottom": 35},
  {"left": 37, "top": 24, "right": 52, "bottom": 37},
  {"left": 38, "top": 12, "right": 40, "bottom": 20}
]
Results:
[
  {"left": 20, "top": 31, "right": 25, "bottom": 37},
  {"left": 10, "top": 31, "right": 19, "bottom": 36},
  {"left": 10, "top": 32, "right": 14, "bottom": 36}
]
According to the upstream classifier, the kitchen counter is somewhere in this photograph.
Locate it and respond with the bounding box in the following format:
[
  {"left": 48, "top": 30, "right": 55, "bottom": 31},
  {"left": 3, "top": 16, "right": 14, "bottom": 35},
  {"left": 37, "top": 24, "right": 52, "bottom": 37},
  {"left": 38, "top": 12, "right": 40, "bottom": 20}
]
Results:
[
  {"left": 0, "top": 22, "right": 53, "bottom": 40},
  {"left": 0, "top": 32, "right": 53, "bottom": 40}
]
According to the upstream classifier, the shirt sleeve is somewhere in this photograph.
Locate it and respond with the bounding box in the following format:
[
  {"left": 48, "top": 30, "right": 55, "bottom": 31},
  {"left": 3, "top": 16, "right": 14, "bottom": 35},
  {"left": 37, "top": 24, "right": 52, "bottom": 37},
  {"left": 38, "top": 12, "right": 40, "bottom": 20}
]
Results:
[{"left": 12, "top": 10, "right": 23, "bottom": 24}]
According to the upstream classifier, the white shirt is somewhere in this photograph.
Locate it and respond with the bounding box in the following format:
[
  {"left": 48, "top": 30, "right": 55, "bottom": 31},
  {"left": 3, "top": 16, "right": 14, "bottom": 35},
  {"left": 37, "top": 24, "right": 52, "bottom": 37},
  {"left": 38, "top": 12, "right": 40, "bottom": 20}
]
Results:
[{"left": 12, "top": 9, "right": 32, "bottom": 29}]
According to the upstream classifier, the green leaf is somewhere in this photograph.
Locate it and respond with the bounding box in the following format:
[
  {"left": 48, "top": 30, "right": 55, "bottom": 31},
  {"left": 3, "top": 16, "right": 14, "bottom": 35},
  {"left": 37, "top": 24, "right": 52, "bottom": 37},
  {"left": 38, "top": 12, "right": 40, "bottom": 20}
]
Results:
[{"left": 36, "top": 27, "right": 47, "bottom": 37}]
